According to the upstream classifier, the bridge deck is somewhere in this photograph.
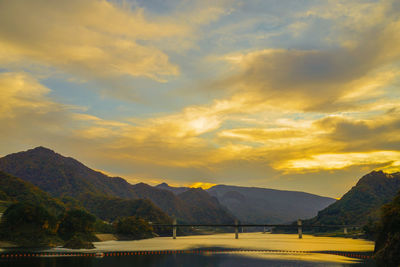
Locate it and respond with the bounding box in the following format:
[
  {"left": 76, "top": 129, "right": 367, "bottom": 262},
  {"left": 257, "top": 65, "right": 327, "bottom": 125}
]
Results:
[{"left": 151, "top": 224, "right": 360, "bottom": 228}]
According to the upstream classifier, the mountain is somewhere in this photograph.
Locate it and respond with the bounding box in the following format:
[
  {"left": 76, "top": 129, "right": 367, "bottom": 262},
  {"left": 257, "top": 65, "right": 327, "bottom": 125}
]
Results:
[
  {"left": 128, "top": 182, "right": 189, "bottom": 220},
  {"left": 0, "top": 146, "right": 137, "bottom": 198},
  {"left": 308, "top": 171, "right": 400, "bottom": 225},
  {"left": 155, "top": 183, "right": 190, "bottom": 195},
  {"left": 77, "top": 193, "right": 171, "bottom": 223},
  {"left": 177, "top": 188, "right": 235, "bottom": 224},
  {"left": 0, "top": 147, "right": 234, "bottom": 223},
  {"left": 207, "top": 185, "right": 336, "bottom": 224},
  {"left": 0, "top": 171, "right": 65, "bottom": 215}
]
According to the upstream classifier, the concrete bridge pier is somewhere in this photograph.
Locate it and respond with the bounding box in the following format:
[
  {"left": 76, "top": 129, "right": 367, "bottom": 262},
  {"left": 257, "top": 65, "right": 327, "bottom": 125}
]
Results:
[
  {"left": 297, "top": 219, "right": 302, "bottom": 239},
  {"left": 235, "top": 220, "right": 239, "bottom": 239},
  {"left": 173, "top": 218, "right": 177, "bottom": 239},
  {"left": 344, "top": 227, "right": 348, "bottom": 234},
  {"left": 263, "top": 227, "right": 266, "bottom": 234}
]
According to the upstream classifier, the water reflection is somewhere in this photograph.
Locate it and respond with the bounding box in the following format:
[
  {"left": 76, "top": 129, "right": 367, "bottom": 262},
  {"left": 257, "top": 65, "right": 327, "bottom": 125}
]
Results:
[
  {"left": 0, "top": 253, "right": 376, "bottom": 267},
  {"left": 0, "top": 233, "right": 376, "bottom": 266},
  {"left": 91, "top": 233, "right": 374, "bottom": 253}
]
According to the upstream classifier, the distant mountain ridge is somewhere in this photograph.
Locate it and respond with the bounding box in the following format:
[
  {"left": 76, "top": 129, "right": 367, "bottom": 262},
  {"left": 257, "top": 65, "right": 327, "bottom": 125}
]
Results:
[
  {"left": 155, "top": 183, "right": 189, "bottom": 195},
  {"left": 0, "top": 147, "right": 234, "bottom": 224},
  {"left": 156, "top": 182, "right": 336, "bottom": 224},
  {"left": 307, "top": 171, "right": 400, "bottom": 225},
  {"left": 207, "top": 185, "right": 336, "bottom": 224}
]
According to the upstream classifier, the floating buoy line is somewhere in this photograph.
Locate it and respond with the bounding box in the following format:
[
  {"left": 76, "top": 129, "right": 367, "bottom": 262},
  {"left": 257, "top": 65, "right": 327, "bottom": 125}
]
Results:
[{"left": 0, "top": 249, "right": 373, "bottom": 260}]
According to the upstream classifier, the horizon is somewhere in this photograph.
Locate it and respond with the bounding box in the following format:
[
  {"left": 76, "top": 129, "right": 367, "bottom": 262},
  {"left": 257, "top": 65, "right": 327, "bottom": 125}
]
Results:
[
  {"left": 0, "top": 145, "right": 394, "bottom": 200},
  {"left": 1, "top": 0, "right": 400, "bottom": 198}
]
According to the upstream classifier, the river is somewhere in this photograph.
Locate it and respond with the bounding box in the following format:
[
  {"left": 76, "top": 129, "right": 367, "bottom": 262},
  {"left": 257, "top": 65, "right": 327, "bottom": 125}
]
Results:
[{"left": 0, "top": 233, "right": 376, "bottom": 266}]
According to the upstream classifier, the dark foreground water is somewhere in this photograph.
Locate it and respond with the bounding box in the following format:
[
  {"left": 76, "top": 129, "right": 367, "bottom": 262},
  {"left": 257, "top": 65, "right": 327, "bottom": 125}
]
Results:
[{"left": 0, "top": 253, "right": 376, "bottom": 267}]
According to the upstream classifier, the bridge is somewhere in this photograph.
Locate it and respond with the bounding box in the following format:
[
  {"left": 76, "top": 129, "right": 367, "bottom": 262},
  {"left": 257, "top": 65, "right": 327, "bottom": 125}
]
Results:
[{"left": 152, "top": 219, "right": 360, "bottom": 239}]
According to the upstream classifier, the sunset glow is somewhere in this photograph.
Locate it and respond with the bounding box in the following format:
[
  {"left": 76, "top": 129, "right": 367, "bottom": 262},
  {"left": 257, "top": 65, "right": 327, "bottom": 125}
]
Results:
[
  {"left": 189, "top": 182, "right": 217, "bottom": 190},
  {"left": 1, "top": 0, "right": 400, "bottom": 198}
]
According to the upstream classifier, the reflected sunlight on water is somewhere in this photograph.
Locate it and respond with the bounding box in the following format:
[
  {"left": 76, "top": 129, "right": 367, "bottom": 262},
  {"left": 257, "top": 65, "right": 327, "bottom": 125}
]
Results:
[
  {"left": 91, "top": 233, "right": 374, "bottom": 253},
  {"left": 1, "top": 233, "right": 374, "bottom": 265}
]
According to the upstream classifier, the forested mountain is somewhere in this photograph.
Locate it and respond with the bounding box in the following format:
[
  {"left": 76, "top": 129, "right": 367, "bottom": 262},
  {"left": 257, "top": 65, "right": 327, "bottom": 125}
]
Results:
[
  {"left": 0, "top": 147, "right": 234, "bottom": 223},
  {"left": 177, "top": 188, "right": 235, "bottom": 224},
  {"left": 0, "top": 170, "right": 170, "bottom": 225},
  {"left": 307, "top": 171, "right": 400, "bottom": 225},
  {"left": 207, "top": 185, "right": 336, "bottom": 224},
  {"left": 157, "top": 182, "right": 336, "bottom": 224},
  {"left": 0, "top": 171, "right": 65, "bottom": 215},
  {"left": 77, "top": 194, "right": 171, "bottom": 223},
  {"left": 0, "top": 146, "right": 137, "bottom": 198}
]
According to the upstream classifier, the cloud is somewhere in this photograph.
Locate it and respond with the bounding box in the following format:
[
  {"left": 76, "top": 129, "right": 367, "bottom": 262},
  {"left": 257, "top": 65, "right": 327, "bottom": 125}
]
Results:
[
  {"left": 0, "top": 0, "right": 190, "bottom": 81},
  {"left": 1, "top": 0, "right": 400, "bottom": 198},
  {"left": 215, "top": 0, "right": 400, "bottom": 112},
  {"left": 0, "top": 72, "right": 83, "bottom": 154},
  {"left": 314, "top": 111, "right": 400, "bottom": 152},
  {"left": 277, "top": 151, "right": 400, "bottom": 173},
  {"left": 0, "top": 72, "right": 51, "bottom": 116}
]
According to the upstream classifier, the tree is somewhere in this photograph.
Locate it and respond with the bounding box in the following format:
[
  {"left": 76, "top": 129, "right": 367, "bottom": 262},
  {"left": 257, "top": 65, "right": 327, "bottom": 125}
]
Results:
[
  {"left": 115, "top": 216, "right": 153, "bottom": 240},
  {"left": 58, "top": 209, "right": 98, "bottom": 248},
  {"left": 374, "top": 191, "right": 400, "bottom": 265},
  {"left": 0, "top": 202, "right": 59, "bottom": 246}
]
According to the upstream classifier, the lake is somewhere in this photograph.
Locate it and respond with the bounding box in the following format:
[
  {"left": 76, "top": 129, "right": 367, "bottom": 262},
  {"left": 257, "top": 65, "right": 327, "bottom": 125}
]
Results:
[{"left": 0, "top": 233, "right": 376, "bottom": 266}]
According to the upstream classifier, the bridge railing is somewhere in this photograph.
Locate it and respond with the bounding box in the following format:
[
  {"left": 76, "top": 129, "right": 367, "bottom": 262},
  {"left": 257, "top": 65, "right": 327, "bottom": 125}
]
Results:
[{"left": 151, "top": 220, "right": 361, "bottom": 239}]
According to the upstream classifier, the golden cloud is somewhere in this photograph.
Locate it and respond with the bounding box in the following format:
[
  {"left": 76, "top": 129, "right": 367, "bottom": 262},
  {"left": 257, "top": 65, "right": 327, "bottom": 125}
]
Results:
[
  {"left": 0, "top": 72, "right": 63, "bottom": 117},
  {"left": 216, "top": 0, "right": 400, "bottom": 112},
  {"left": 0, "top": 0, "right": 189, "bottom": 81},
  {"left": 276, "top": 151, "right": 400, "bottom": 173}
]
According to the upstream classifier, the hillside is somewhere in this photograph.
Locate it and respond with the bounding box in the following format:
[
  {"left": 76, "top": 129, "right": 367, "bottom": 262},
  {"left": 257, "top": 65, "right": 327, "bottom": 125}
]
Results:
[
  {"left": 0, "top": 147, "right": 137, "bottom": 198},
  {"left": 0, "top": 171, "right": 65, "bottom": 215},
  {"left": 0, "top": 170, "right": 172, "bottom": 241},
  {"left": 0, "top": 147, "right": 234, "bottom": 224},
  {"left": 207, "top": 185, "right": 336, "bottom": 224},
  {"left": 77, "top": 194, "right": 171, "bottom": 223},
  {"left": 177, "top": 188, "right": 235, "bottom": 224},
  {"left": 308, "top": 171, "right": 400, "bottom": 225}
]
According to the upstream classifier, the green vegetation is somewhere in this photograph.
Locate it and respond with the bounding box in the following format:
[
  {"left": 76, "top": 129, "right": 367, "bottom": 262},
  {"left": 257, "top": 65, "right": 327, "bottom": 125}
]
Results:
[
  {"left": 0, "top": 202, "right": 60, "bottom": 247},
  {"left": 306, "top": 171, "right": 400, "bottom": 226},
  {"left": 0, "top": 170, "right": 173, "bottom": 247},
  {"left": 374, "top": 190, "right": 400, "bottom": 266},
  {"left": 79, "top": 193, "right": 171, "bottom": 223},
  {"left": 94, "top": 219, "right": 115, "bottom": 234},
  {"left": 115, "top": 216, "right": 154, "bottom": 240},
  {"left": 58, "top": 209, "right": 98, "bottom": 248},
  {"left": 0, "top": 171, "right": 65, "bottom": 215},
  {"left": 0, "top": 204, "right": 99, "bottom": 248},
  {"left": 63, "top": 233, "right": 95, "bottom": 249},
  {"left": 0, "top": 147, "right": 236, "bottom": 224}
]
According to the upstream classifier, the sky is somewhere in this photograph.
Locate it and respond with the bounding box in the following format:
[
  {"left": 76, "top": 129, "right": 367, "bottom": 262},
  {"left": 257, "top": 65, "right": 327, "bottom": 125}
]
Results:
[{"left": 0, "top": 0, "right": 400, "bottom": 198}]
